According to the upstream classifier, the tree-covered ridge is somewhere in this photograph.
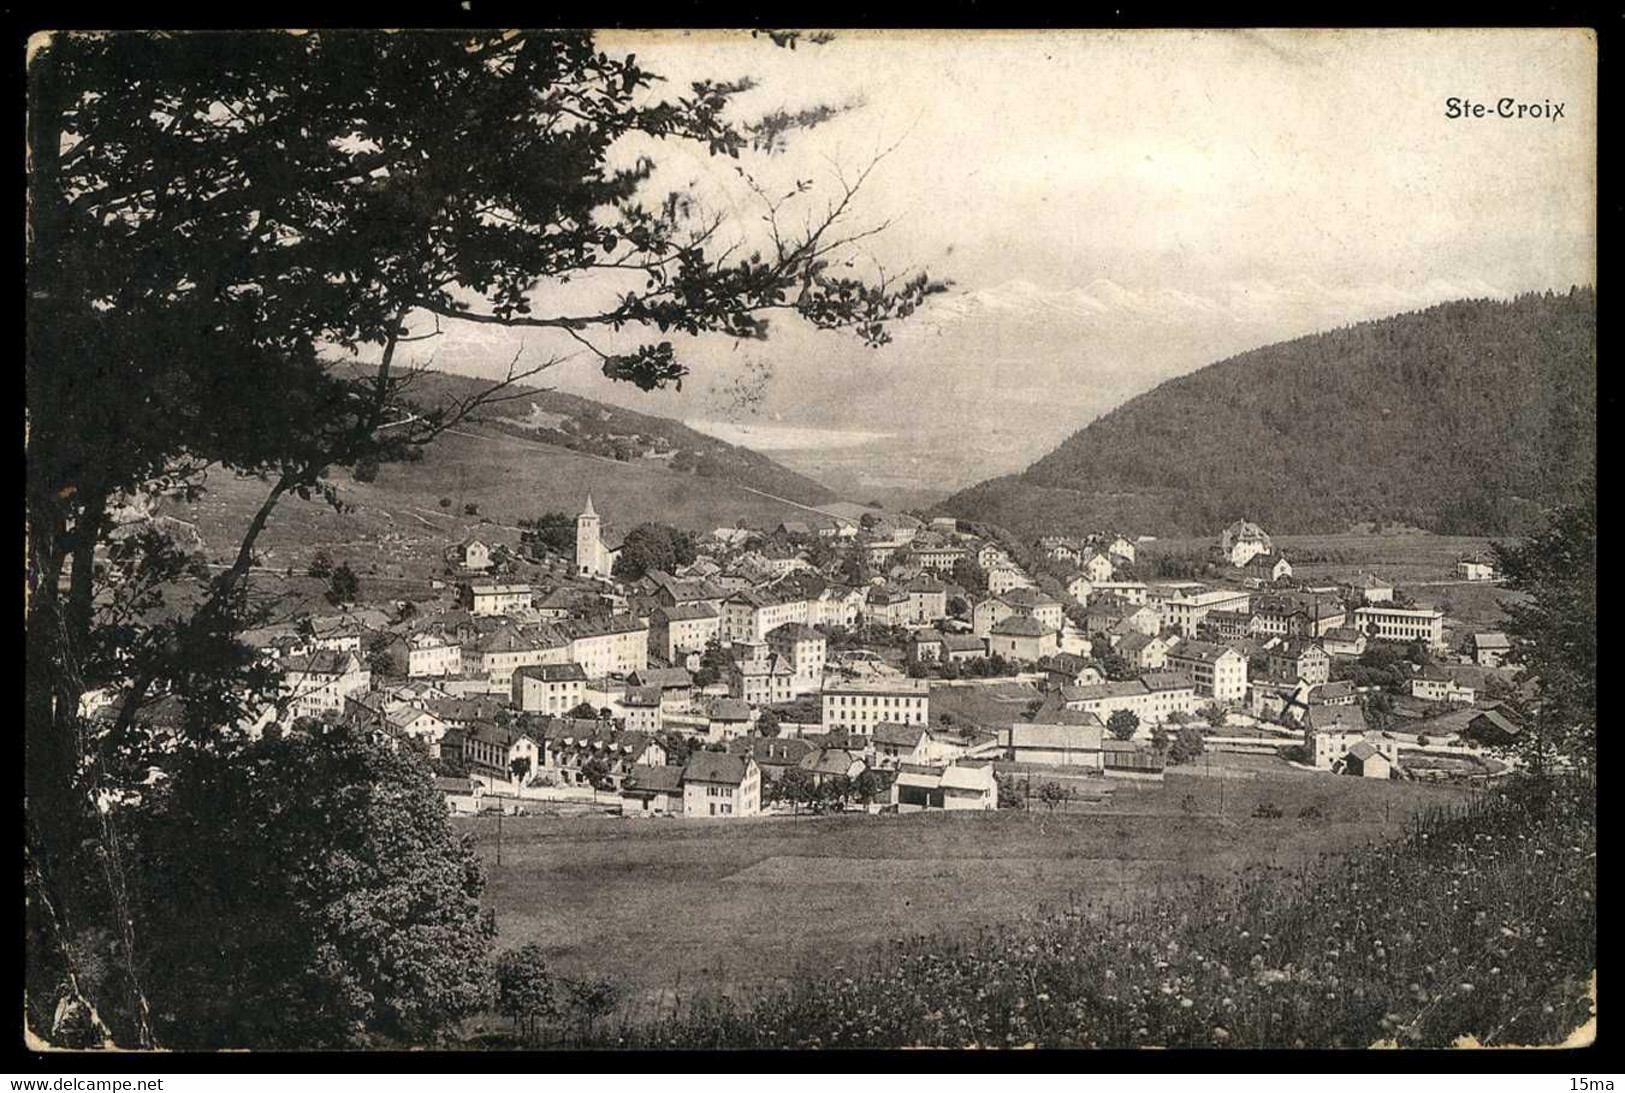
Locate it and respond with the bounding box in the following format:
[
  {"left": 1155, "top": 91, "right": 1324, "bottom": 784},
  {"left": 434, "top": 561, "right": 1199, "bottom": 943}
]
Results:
[{"left": 942, "top": 289, "right": 1595, "bottom": 537}]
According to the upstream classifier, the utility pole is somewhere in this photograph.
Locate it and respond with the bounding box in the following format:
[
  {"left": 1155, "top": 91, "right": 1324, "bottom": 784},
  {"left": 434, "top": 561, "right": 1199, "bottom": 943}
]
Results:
[{"left": 496, "top": 808, "right": 503, "bottom": 868}]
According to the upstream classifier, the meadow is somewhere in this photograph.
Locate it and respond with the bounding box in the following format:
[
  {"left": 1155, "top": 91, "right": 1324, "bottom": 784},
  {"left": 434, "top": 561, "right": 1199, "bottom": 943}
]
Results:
[
  {"left": 163, "top": 424, "right": 833, "bottom": 580},
  {"left": 602, "top": 773, "right": 1594, "bottom": 1049},
  {"left": 456, "top": 760, "right": 1475, "bottom": 1028}
]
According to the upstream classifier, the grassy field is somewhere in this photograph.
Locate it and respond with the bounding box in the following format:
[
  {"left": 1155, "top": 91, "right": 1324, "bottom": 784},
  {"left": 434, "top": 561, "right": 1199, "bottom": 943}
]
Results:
[
  {"left": 456, "top": 761, "right": 1473, "bottom": 1023},
  {"left": 162, "top": 424, "right": 840, "bottom": 580}
]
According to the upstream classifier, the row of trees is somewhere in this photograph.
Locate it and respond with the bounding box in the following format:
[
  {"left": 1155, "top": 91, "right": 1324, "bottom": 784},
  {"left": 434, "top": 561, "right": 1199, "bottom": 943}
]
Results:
[{"left": 763, "top": 768, "right": 888, "bottom": 813}]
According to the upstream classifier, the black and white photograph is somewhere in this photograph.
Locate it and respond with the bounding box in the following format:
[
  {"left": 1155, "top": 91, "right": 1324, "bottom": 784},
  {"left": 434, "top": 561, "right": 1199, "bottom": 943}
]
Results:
[{"left": 23, "top": 26, "right": 1596, "bottom": 1056}]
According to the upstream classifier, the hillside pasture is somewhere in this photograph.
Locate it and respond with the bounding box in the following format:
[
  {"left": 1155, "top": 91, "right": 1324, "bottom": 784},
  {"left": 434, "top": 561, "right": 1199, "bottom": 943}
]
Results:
[
  {"left": 160, "top": 425, "right": 836, "bottom": 579},
  {"left": 457, "top": 765, "right": 1472, "bottom": 1021}
]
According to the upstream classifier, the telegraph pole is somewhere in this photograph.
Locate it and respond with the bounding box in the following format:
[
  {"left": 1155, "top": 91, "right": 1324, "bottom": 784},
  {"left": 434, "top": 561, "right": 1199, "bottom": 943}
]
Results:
[{"left": 496, "top": 808, "right": 503, "bottom": 868}]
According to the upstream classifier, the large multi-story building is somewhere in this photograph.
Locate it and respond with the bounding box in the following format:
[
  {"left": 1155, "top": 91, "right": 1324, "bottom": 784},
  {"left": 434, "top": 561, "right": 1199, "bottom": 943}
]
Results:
[
  {"left": 1219, "top": 520, "right": 1273, "bottom": 567},
  {"left": 1264, "top": 640, "right": 1330, "bottom": 686},
  {"left": 904, "top": 576, "right": 949, "bottom": 624},
  {"left": 730, "top": 653, "right": 796, "bottom": 706},
  {"left": 1166, "top": 640, "right": 1249, "bottom": 705},
  {"left": 767, "top": 622, "right": 827, "bottom": 694},
  {"left": 682, "top": 753, "right": 761, "bottom": 818},
  {"left": 406, "top": 632, "right": 463, "bottom": 678},
  {"left": 282, "top": 650, "right": 372, "bottom": 719},
  {"left": 974, "top": 588, "right": 1063, "bottom": 637},
  {"left": 478, "top": 622, "right": 570, "bottom": 690},
  {"left": 512, "top": 662, "right": 587, "bottom": 715},
  {"left": 1159, "top": 588, "right": 1252, "bottom": 637},
  {"left": 561, "top": 614, "right": 650, "bottom": 676},
  {"left": 466, "top": 582, "right": 533, "bottom": 617},
  {"left": 1050, "top": 673, "right": 1196, "bottom": 726},
  {"left": 912, "top": 544, "right": 967, "bottom": 572},
  {"left": 650, "top": 603, "right": 721, "bottom": 663},
  {"left": 722, "top": 589, "right": 811, "bottom": 644},
  {"left": 1251, "top": 593, "right": 1346, "bottom": 638},
  {"left": 987, "top": 615, "right": 1059, "bottom": 662},
  {"left": 822, "top": 678, "right": 929, "bottom": 735},
  {"left": 1354, "top": 605, "right": 1446, "bottom": 650}
]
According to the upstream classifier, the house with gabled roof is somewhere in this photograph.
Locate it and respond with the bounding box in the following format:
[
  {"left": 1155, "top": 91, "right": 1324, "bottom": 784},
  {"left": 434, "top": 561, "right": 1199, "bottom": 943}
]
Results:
[
  {"left": 798, "top": 747, "right": 867, "bottom": 785},
  {"left": 1468, "top": 631, "right": 1513, "bottom": 668},
  {"left": 706, "top": 697, "right": 754, "bottom": 743},
  {"left": 447, "top": 536, "right": 494, "bottom": 573},
  {"left": 620, "top": 763, "right": 686, "bottom": 815},
  {"left": 727, "top": 735, "right": 814, "bottom": 778},
  {"left": 1116, "top": 632, "right": 1169, "bottom": 671},
  {"left": 870, "top": 722, "right": 930, "bottom": 768},
  {"left": 682, "top": 753, "right": 762, "bottom": 817},
  {"left": 988, "top": 614, "right": 1059, "bottom": 663}
]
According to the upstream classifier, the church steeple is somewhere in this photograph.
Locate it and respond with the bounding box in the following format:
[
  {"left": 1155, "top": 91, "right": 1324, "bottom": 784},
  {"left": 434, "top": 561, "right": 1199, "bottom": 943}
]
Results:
[{"left": 582, "top": 493, "right": 597, "bottom": 519}]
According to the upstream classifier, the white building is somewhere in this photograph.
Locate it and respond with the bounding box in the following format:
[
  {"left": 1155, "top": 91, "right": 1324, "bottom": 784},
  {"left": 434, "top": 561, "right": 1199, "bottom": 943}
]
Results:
[
  {"left": 1354, "top": 605, "right": 1446, "bottom": 650},
  {"left": 1220, "top": 520, "right": 1273, "bottom": 567},
  {"left": 1165, "top": 640, "right": 1248, "bottom": 705},
  {"left": 822, "top": 678, "right": 929, "bottom": 735},
  {"left": 468, "top": 583, "right": 533, "bottom": 617},
  {"left": 282, "top": 650, "right": 372, "bottom": 719},
  {"left": 512, "top": 662, "right": 588, "bottom": 715},
  {"left": 1159, "top": 588, "right": 1252, "bottom": 637},
  {"left": 767, "top": 623, "right": 827, "bottom": 695},
  {"left": 682, "top": 753, "right": 762, "bottom": 818},
  {"left": 406, "top": 632, "right": 463, "bottom": 678},
  {"left": 575, "top": 494, "right": 621, "bottom": 578}
]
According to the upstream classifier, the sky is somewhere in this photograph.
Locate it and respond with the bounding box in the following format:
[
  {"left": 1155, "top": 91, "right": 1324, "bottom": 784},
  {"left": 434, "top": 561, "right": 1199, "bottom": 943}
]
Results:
[{"left": 400, "top": 28, "right": 1597, "bottom": 497}]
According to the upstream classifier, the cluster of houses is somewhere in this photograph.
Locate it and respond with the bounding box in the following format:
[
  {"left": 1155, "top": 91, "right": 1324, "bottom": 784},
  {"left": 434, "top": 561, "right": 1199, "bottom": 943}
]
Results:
[{"left": 114, "top": 504, "right": 1524, "bottom": 819}]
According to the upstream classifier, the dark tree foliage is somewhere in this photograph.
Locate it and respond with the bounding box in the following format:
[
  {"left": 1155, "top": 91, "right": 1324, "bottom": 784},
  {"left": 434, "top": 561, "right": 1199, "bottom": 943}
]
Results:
[
  {"left": 494, "top": 943, "right": 561, "bottom": 1044},
  {"left": 1168, "top": 725, "right": 1207, "bottom": 765},
  {"left": 1492, "top": 483, "right": 1596, "bottom": 770},
  {"left": 611, "top": 522, "right": 699, "bottom": 581},
  {"left": 325, "top": 562, "right": 361, "bottom": 605},
  {"left": 942, "top": 291, "right": 1595, "bottom": 538},
  {"left": 1106, "top": 709, "right": 1140, "bottom": 741},
  {"left": 119, "top": 726, "right": 496, "bottom": 1049},
  {"left": 519, "top": 511, "right": 578, "bottom": 556}
]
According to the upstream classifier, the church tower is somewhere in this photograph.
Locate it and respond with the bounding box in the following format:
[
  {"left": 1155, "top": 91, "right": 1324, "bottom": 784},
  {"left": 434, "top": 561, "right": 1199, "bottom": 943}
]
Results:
[{"left": 576, "top": 493, "right": 602, "bottom": 576}]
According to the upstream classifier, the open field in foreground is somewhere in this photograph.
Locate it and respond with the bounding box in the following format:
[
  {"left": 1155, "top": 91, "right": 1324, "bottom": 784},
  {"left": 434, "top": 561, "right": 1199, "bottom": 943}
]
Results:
[{"left": 456, "top": 761, "right": 1473, "bottom": 1019}]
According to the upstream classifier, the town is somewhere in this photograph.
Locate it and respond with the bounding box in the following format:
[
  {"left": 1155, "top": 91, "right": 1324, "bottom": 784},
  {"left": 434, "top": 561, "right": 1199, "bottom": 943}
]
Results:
[{"left": 94, "top": 499, "right": 1526, "bottom": 822}]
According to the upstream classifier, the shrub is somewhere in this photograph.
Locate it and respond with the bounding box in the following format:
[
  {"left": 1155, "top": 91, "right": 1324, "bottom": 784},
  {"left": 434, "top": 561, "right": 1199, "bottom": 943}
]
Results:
[{"left": 1251, "top": 802, "right": 1284, "bottom": 819}]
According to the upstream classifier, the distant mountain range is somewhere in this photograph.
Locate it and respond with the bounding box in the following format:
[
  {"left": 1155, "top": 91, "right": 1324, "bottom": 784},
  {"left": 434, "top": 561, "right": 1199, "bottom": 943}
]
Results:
[{"left": 938, "top": 289, "right": 1595, "bottom": 538}]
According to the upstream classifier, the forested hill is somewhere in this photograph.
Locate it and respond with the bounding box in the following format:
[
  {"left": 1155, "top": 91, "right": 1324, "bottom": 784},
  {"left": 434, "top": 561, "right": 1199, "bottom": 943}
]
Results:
[
  {"left": 940, "top": 289, "right": 1595, "bottom": 538},
  {"left": 384, "top": 368, "right": 838, "bottom": 507}
]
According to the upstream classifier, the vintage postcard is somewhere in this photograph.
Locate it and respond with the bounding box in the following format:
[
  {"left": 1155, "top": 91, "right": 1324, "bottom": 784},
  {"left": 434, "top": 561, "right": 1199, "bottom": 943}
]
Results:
[{"left": 23, "top": 27, "right": 1595, "bottom": 1056}]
